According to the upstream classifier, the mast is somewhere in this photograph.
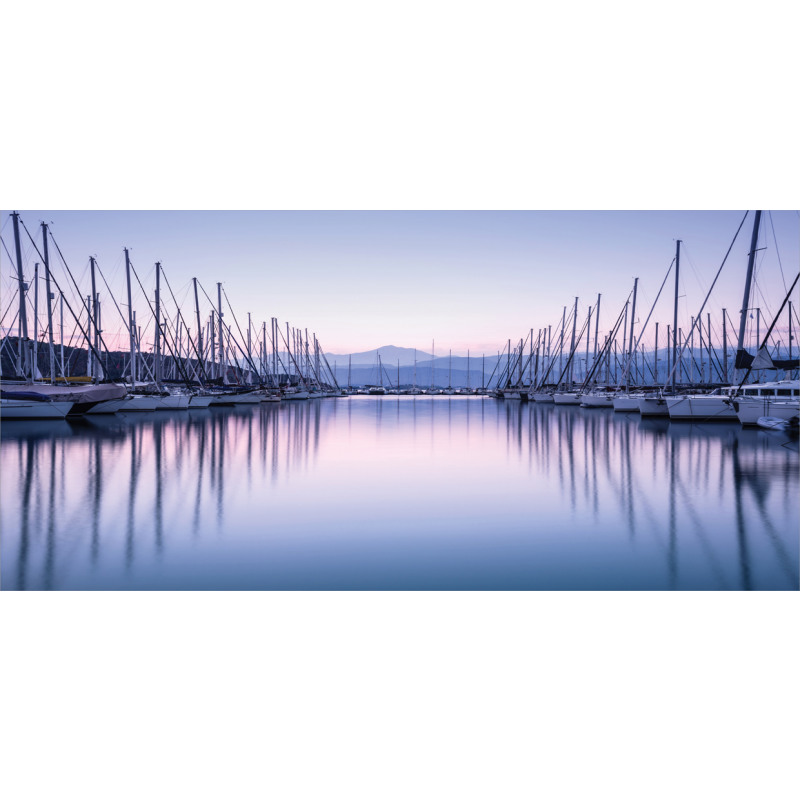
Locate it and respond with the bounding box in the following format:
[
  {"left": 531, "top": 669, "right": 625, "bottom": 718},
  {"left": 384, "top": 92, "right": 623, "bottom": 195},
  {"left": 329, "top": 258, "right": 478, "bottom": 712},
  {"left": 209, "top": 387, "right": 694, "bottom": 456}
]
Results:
[
  {"left": 154, "top": 262, "right": 162, "bottom": 385},
  {"left": 85, "top": 293, "right": 92, "bottom": 380},
  {"left": 348, "top": 354, "right": 352, "bottom": 390},
  {"left": 654, "top": 322, "right": 659, "bottom": 385},
  {"left": 448, "top": 349, "right": 452, "bottom": 389},
  {"left": 378, "top": 353, "right": 383, "bottom": 388},
  {"left": 262, "top": 321, "right": 267, "bottom": 383},
  {"left": 569, "top": 297, "right": 578, "bottom": 387},
  {"left": 247, "top": 312, "right": 252, "bottom": 383},
  {"left": 722, "top": 309, "right": 728, "bottom": 383},
  {"left": 42, "top": 223, "right": 56, "bottom": 382},
  {"left": 11, "top": 212, "right": 30, "bottom": 379},
  {"left": 559, "top": 307, "right": 566, "bottom": 385},
  {"left": 193, "top": 278, "right": 203, "bottom": 384},
  {"left": 413, "top": 349, "right": 416, "bottom": 391},
  {"left": 431, "top": 339, "right": 435, "bottom": 389},
  {"left": 584, "top": 309, "right": 591, "bottom": 384},
  {"left": 593, "top": 293, "right": 601, "bottom": 364},
  {"left": 672, "top": 240, "right": 681, "bottom": 392},
  {"left": 735, "top": 211, "right": 762, "bottom": 377},
  {"left": 125, "top": 247, "right": 136, "bottom": 386},
  {"left": 60, "top": 293, "right": 65, "bottom": 378},
  {"left": 217, "top": 282, "right": 224, "bottom": 382},
  {"left": 33, "top": 263, "right": 39, "bottom": 380},
  {"left": 467, "top": 349, "right": 470, "bottom": 391},
  {"left": 626, "top": 278, "right": 638, "bottom": 390}
]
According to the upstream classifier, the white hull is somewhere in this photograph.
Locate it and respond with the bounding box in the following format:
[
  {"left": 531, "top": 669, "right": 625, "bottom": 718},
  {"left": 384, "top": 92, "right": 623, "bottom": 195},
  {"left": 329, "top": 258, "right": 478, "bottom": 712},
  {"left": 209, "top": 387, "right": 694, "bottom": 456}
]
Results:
[
  {"left": 118, "top": 395, "right": 160, "bottom": 412},
  {"left": 638, "top": 397, "right": 670, "bottom": 417},
  {"left": 736, "top": 399, "right": 800, "bottom": 426},
  {"left": 282, "top": 390, "right": 310, "bottom": 400},
  {"left": 155, "top": 394, "right": 191, "bottom": 410},
  {"left": 230, "top": 391, "right": 263, "bottom": 404},
  {"left": 530, "top": 393, "right": 554, "bottom": 403},
  {"left": 666, "top": 395, "right": 738, "bottom": 421},
  {"left": 612, "top": 396, "right": 641, "bottom": 412},
  {"left": 757, "top": 415, "right": 799, "bottom": 433},
  {"left": 581, "top": 394, "right": 615, "bottom": 408},
  {"left": 1, "top": 399, "right": 73, "bottom": 419},
  {"left": 188, "top": 395, "right": 215, "bottom": 408},
  {"left": 553, "top": 392, "right": 582, "bottom": 405},
  {"left": 86, "top": 398, "right": 128, "bottom": 414}
]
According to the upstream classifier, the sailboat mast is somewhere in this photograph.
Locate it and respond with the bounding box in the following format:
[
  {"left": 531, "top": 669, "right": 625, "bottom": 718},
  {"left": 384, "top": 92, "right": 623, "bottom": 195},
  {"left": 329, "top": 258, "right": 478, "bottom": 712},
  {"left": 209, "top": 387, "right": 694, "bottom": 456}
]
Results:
[
  {"left": 626, "top": 278, "right": 638, "bottom": 390},
  {"left": 154, "top": 262, "right": 162, "bottom": 385},
  {"left": 654, "top": 322, "right": 659, "bottom": 384},
  {"left": 42, "top": 223, "right": 56, "bottom": 382},
  {"left": 735, "top": 210, "right": 762, "bottom": 376},
  {"left": 60, "top": 293, "right": 65, "bottom": 377},
  {"left": 569, "top": 297, "right": 578, "bottom": 387},
  {"left": 90, "top": 256, "right": 101, "bottom": 382},
  {"left": 193, "top": 278, "right": 203, "bottom": 384},
  {"left": 722, "top": 309, "right": 728, "bottom": 383},
  {"left": 672, "top": 240, "right": 681, "bottom": 392},
  {"left": 594, "top": 293, "right": 601, "bottom": 364},
  {"left": 11, "top": 212, "right": 29, "bottom": 378},
  {"left": 125, "top": 247, "right": 136, "bottom": 385},
  {"left": 216, "top": 282, "right": 224, "bottom": 382},
  {"left": 33, "top": 264, "right": 39, "bottom": 381}
]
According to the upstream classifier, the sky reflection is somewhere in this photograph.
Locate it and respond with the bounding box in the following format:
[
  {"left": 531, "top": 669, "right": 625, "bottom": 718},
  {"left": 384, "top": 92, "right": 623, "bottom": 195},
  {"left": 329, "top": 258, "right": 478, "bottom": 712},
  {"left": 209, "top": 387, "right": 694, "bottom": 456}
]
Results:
[{"left": 1, "top": 398, "right": 797, "bottom": 590}]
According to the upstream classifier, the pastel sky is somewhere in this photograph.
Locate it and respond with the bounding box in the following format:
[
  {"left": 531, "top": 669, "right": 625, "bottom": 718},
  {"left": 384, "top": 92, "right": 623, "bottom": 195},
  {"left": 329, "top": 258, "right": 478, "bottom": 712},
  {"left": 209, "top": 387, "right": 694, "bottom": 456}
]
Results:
[{"left": 3, "top": 210, "right": 798, "bottom": 356}]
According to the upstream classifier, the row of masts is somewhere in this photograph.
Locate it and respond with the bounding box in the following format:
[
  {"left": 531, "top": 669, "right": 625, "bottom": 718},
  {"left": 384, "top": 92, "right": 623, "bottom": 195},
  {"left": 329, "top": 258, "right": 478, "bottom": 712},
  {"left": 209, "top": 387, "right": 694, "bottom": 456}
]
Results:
[
  {"left": 493, "top": 212, "right": 799, "bottom": 395},
  {"left": 1, "top": 214, "right": 341, "bottom": 394}
]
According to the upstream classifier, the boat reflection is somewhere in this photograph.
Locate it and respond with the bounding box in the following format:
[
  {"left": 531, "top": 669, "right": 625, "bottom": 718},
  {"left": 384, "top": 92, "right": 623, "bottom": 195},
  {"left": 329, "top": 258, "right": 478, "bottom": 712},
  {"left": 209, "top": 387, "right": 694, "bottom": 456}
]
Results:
[{"left": 1, "top": 397, "right": 797, "bottom": 590}]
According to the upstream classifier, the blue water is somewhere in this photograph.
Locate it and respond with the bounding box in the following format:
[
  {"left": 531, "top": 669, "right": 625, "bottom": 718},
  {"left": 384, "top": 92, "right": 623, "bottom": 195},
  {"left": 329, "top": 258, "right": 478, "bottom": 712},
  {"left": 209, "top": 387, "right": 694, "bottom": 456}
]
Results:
[{"left": 1, "top": 397, "right": 797, "bottom": 590}]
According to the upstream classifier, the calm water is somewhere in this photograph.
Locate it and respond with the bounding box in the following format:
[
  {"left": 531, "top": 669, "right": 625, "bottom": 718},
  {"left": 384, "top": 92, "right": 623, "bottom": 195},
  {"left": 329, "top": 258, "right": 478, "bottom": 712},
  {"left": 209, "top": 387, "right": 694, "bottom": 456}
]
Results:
[{"left": 1, "top": 397, "right": 798, "bottom": 590}]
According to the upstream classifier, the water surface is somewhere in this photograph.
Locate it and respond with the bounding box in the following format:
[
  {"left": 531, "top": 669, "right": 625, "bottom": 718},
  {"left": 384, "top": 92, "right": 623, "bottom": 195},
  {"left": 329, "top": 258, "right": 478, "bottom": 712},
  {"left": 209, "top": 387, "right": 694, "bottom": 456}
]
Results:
[{"left": 1, "top": 397, "right": 797, "bottom": 590}]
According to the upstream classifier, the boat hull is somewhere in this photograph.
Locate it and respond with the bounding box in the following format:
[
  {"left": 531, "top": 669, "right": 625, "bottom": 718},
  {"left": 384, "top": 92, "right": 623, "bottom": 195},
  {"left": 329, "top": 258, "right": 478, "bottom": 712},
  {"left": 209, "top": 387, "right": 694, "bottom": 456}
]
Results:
[
  {"left": 553, "top": 392, "right": 582, "bottom": 405},
  {"left": 1, "top": 398, "right": 73, "bottom": 419},
  {"left": 666, "top": 396, "right": 738, "bottom": 421},
  {"left": 612, "top": 396, "right": 641, "bottom": 412},
  {"left": 735, "top": 399, "right": 800, "bottom": 426}
]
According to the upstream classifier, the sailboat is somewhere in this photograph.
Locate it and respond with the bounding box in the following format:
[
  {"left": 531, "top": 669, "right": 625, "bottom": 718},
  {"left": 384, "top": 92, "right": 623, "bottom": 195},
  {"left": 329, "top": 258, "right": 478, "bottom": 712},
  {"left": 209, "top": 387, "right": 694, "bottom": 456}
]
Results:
[
  {"left": 368, "top": 353, "right": 386, "bottom": 394},
  {"left": 666, "top": 211, "right": 799, "bottom": 422},
  {"left": 1, "top": 213, "right": 127, "bottom": 418}
]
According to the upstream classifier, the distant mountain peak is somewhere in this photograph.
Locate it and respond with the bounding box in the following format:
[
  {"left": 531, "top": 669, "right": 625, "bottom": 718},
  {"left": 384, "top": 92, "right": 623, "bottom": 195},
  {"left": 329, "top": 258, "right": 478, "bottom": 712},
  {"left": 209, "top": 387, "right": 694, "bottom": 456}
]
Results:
[{"left": 324, "top": 345, "right": 433, "bottom": 366}]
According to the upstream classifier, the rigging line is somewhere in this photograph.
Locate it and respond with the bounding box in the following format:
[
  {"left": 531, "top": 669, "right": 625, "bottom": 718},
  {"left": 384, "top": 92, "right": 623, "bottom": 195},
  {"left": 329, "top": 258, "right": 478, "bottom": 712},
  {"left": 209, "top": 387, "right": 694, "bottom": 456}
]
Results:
[
  {"left": 34, "top": 223, "right": 93, "bottom": 320},
  {"left": 0, "top": 287, "right": 20, "bottom": 327},
  {"left": 736, "top": 270, "right": 800, "bottom": 389},
  {"left": 662, "top": 210, "right": 749, "bottom": 391},
  {"left": 221, "top": 285, "right": 261, "bottom": 378},
  {"left": 620, "top": 260, "right": 675, "bottom": 387},
  {"left": 127, "top": 260, "right": 194, "bottom": 387},
  {"left": 767, "top": 211, "right": 788, "bottom": 294},
  {"left": 160, "top": 270, "right": 209, "bottom": 382},
  {"left": 95, "top": 259, "right": 135, "bottom": 332},
  {"left": 0, "top": 233, "right": 17, "bottom": 265},
  {"left": 19, "top": 220, "right": 108, "bottom": 368}
]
